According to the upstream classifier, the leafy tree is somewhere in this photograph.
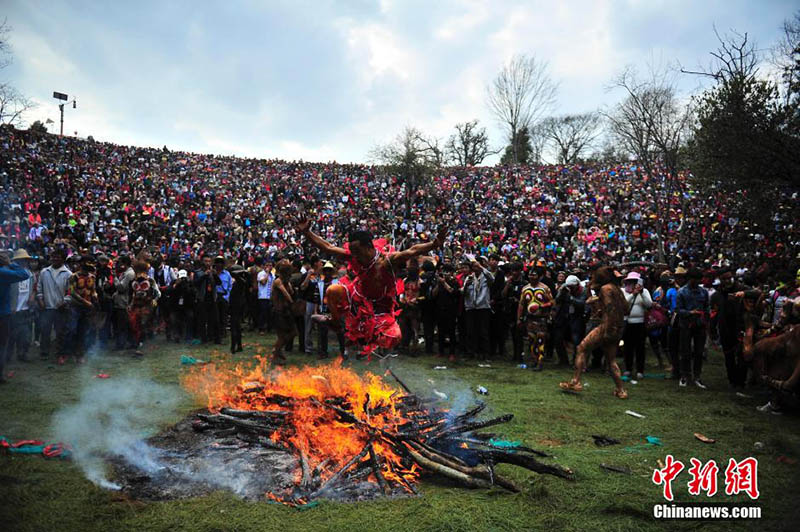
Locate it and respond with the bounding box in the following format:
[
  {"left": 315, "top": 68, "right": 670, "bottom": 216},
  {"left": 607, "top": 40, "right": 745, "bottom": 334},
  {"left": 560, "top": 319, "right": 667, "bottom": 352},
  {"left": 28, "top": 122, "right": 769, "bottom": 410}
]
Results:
[
  {"left": 499, "top": 127, "right": 532, "bottom": 165},
  {"left": 28, "top": 120, "right": 48, "bottom": 134},
  {"left": 686, "top": 29, "right": 800, "bottom": 220}
]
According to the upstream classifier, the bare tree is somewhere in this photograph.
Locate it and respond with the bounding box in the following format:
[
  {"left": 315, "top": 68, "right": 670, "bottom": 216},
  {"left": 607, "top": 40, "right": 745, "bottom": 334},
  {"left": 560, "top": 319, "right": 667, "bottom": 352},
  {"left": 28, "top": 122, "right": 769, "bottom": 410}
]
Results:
[
  {"left": 370, "top": 126, "right": 443, "bottom": 216},
  {"left": 541, "top": 112, "right": 601, "bottom": 164},
  {"left": 604, "top": 66, "right": 693, "bottom": 261},
  {"left": 0, "top": 19, "right": 36, "bottom": 126},
  {"left": 0, "top": 83, "right": 35, "bottom": 126},
  {"left": 771, "top": 12, "right": 800, "bottom": 106},
  {"left": 445, "top": 120, "right": 493, "bottom": 166},
  {"left": 528, "top": 122, "right": 549, "bottom": 165},
  {"left": 680, "top": 26, "right": 759, "bottom": 81},
  {"left": 486, "top": 54, "right": 557, "bottom": 164}
]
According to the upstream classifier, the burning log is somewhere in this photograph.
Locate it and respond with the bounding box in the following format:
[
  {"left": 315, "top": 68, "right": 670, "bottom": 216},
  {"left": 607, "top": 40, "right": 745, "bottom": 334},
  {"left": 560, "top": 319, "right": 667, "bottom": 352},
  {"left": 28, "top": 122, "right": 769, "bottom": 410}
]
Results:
[
  {"left": 367, "top": 442, "right": 389, "bottom": 495},
  {"left": 309, "top": 444, "right": 372, "bottom": 499},
  {"left": 435, "top": 414, "right": 515, "bottom": 439},
  {"left": 220, "top": 407, "right": 289, "bottom": 419},
  {"left": 402, "top": 444, "right": 493, "bottom": 489}
]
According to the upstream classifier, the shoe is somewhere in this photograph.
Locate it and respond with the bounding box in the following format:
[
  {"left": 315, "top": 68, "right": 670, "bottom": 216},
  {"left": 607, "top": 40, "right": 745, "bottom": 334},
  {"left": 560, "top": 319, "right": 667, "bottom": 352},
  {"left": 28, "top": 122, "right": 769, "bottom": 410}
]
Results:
[
  {"left": 756, "top": 401, "right": 782, "bottom": 415},
  {"left": 613, "top": 388, "right": 628, "bottom": 399},
  {"left": 559, "top": 380, "right": 583, "bottom": 392},
  {"left": 694, "top": 380, "right": 707, "bottom": 390},
  {"left": 679, "top": 377, "right": 688, "bottom": 387},
  {"left": 636, "top": 372, "right": 644, "bottom": 380},
  {"left": 57, "top": 356, "right": 67, "bottom": 365}
]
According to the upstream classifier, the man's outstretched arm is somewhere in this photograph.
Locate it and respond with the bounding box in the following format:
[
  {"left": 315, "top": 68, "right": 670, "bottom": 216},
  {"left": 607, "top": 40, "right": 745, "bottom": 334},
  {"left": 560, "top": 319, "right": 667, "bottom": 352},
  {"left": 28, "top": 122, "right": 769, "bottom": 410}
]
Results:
[{"left": 296, "top": 218, "right": 349, "bottom": 259}]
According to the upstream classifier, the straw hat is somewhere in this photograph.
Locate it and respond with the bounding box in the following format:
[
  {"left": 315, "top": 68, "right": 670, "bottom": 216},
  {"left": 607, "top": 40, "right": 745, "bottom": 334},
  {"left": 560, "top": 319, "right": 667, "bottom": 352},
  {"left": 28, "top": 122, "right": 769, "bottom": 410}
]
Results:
[{"left": 13, "top": 248, "right": 32, "bottom": 261}]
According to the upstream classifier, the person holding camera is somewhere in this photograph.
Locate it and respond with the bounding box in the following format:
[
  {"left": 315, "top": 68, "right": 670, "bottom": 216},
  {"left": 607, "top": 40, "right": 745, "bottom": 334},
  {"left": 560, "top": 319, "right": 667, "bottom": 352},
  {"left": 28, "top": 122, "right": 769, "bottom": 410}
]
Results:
[
  {"left": 432, "top": 263, "right": 460, "bottom": 360},
  {"left": 622, "top": 271, "right": 653, "bottom": 379}
]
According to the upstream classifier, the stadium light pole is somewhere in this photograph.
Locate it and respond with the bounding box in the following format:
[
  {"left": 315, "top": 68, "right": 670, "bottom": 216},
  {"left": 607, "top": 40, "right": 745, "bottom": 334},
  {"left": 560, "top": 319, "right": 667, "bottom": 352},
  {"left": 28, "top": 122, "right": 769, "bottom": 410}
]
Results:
[{"left": 52, "top": 91, "right": 77, "bottom": 136}]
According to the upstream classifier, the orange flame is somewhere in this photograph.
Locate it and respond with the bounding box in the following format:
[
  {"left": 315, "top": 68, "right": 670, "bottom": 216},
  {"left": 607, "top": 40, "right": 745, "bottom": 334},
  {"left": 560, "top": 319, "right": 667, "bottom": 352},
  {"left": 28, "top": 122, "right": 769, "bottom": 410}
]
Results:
[{"left": 182, "top": 355, "right": 419, "bottom": 493}]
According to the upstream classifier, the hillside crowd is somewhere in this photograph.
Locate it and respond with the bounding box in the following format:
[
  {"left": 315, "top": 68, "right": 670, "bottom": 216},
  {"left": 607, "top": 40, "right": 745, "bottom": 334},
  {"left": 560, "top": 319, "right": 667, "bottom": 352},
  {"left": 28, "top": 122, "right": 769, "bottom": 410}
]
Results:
[{"left": 1, "top": 126, "right": 798, "bottom": 408}]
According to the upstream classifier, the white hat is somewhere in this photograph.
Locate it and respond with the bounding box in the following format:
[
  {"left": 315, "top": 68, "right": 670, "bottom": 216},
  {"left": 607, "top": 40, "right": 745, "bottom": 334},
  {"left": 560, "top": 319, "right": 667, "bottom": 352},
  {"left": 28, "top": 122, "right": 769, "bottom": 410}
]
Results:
[
  {"left": 178, "top": 269, "right": 188, "bottom": 279},
  {"left": 565, "top": 275, "right": 580, "bottom": 287}
]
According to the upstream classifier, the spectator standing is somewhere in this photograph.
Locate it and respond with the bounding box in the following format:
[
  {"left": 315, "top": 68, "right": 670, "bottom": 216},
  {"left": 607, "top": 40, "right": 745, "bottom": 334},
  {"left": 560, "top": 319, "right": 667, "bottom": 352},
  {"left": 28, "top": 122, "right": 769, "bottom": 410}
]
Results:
[
  {"left": 419, "top": 260, "right": 437, "bottom": 355},
  {"left": 676, "top": 268, "right": 710, "bottom": 389},
  {"left": 288, "top": 259, "right": 307, "bottom": 353},
  {"left": 501, "top": 262, "right": 526, "bottom": 362},
  {"left": 257, "top": 259, "right": 275, "bottom": 335},
  {"left": 9, "top": 249, "right": 35, "bottom": 362},
  {"left": 622, "top": 271, "right": 653, "bottom": 379},
  {"left": 228, "top": 264, "right": 248, "bottom": 354},
  {"left": 194, "top": 255, "right": 221, "bottom": 344},
  {"left": 95, "top": 254, "right": 115, "bottom": 346},
  {"left": 649, "top": 271, "right": 673, "bottom": 370},
  {"left": 399, "top": 263, "right": 422, "bottom": 355},
  {"left": 711, "top": 271, "right": 748, "bottom": 390},
  {"left": 214, "top": 256, "right": 232, "bottom": 338},
  {"left": 432, "top": 263, "right": 459, "bottom": 360},
  {"left": 271, "top": 259, "right": 297, "bottom": 363},
  {"left": 463, "top": 257, "right": 494, "bottom": 360},
  {"left": 36, "top": 248, "right": 71, "bottom": 361},
  {"left": 113, "top": 255, "right": 135, "bottom": 349},
  {"left": 169, "top": 269, "right": 195, "bottom": 342},
  {"left": 316, "top": 261, "right": 345, "bottom": 358},
  {"left": 300, "top": 256, "right": 322, "bottom": 353},
  {"left": 488, "top": 256, "right": 508, "bottom": 359},
  {"left": 1, "top": 250, "right": 30, "bottom": 382},
  {"left": 65, "top": 256, "right": 99, "bottom": 364}
]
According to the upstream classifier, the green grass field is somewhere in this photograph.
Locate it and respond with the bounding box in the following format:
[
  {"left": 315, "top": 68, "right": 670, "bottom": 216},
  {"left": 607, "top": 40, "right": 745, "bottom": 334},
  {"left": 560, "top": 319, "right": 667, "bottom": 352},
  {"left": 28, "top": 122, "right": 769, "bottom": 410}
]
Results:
[{"left": 1, "top": 332, "right": 798, "bottom": 532}]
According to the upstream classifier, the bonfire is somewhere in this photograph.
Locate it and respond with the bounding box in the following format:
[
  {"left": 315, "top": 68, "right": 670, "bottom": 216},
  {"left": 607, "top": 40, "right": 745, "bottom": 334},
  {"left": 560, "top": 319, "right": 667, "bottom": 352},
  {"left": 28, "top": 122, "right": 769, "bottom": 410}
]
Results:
[{"left": 176, "top": 356, "right": 573, "bottom": 504}]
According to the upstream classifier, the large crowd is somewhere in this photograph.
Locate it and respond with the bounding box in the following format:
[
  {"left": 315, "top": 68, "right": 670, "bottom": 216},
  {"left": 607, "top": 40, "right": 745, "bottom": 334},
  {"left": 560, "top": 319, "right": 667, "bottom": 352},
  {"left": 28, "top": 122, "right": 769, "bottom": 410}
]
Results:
[{"left": 1, "top": 125, "right": 798, "bottom": 410}]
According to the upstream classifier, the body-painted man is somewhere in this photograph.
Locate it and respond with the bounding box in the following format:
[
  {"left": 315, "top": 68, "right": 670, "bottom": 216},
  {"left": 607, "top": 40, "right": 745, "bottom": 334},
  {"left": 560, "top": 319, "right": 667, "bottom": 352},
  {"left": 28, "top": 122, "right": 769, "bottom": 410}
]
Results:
[
  {"left": 560, "top": 266, "right": 628, "bottom": 398},
  {"left": 296, "top": 218, "right": 447, "bottom": 358},
  {"left": 517, "top": 264, "right": 553, "bottom": 371}
]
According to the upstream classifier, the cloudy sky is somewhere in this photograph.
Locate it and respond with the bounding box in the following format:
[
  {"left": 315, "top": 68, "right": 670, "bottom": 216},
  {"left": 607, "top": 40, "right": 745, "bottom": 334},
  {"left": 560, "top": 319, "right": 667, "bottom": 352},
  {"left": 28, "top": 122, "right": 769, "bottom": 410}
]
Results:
[{"left": 4, "top": 0, "right": 796, "bottom": 163}]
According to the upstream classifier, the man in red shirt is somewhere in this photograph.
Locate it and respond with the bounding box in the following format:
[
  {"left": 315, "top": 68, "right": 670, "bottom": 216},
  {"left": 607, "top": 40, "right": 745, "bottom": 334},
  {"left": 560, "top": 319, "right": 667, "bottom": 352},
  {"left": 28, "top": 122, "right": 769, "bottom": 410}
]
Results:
[{"left": 296, "top": 218, "right": 446, "bottom": 358}]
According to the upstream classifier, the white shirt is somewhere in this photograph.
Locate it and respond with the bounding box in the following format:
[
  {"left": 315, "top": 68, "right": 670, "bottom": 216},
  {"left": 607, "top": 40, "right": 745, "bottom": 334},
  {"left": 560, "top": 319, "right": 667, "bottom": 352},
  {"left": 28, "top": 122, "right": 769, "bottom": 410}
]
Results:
[
  {"left": 15, "top": 269, "right": 33, "bottom": 311},
  {"left": 624, "top": 288, "right": 653, "bottom": 324}
]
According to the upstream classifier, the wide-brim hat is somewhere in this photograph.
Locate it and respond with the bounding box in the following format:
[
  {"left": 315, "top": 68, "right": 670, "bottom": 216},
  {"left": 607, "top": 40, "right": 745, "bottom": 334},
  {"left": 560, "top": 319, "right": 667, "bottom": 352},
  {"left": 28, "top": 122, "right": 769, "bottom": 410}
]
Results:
[{"left": 13, "top": 248, "right": 33, "bottom": 260}]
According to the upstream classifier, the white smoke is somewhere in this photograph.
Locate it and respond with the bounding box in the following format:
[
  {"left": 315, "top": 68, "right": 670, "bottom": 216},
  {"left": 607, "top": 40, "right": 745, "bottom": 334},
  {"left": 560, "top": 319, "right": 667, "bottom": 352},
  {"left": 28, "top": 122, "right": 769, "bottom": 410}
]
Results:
[{"left": 51, "top": 376, "right": 181, "bottom": 489}]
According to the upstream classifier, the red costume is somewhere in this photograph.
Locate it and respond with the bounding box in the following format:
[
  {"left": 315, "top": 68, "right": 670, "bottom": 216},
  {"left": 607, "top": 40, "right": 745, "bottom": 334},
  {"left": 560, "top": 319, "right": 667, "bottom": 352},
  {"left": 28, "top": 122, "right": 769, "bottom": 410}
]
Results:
[{"left": 336, "top": 241, "right": 402, "bottom": 357}]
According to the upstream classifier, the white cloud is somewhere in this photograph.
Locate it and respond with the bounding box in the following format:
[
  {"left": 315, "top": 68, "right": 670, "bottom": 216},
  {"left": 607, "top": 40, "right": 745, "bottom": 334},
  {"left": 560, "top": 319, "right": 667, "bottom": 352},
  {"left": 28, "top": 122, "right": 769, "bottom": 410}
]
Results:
[
  {"left": 434, "top": 1, "right": 490, "bottom": 41},
  {"left": 341, "top": 21, "right": 416, "bottom": 85}
]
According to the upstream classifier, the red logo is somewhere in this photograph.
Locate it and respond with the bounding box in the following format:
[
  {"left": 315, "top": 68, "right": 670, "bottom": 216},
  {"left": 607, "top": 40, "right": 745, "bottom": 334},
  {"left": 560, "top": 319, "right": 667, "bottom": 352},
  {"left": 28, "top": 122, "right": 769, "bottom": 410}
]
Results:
[
  {"left": 687, "top": 458, "right": 719, "bottom": 497},
  {"left": 652, "top": 454, "right": 685, "bottom": 501},
  {"left": 724, "top": 457, "right": 760, "bottom": 500}
]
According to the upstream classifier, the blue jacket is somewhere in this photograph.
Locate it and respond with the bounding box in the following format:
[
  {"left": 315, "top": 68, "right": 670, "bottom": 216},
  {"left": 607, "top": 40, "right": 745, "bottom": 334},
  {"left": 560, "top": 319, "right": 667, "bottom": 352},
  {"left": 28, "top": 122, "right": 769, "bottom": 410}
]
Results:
[
  {"left": 1, "top": 263, "right": 31, "bottom": 316},
  {"left": 676, "top": 284, "right": 710, "bottom": 318}
]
